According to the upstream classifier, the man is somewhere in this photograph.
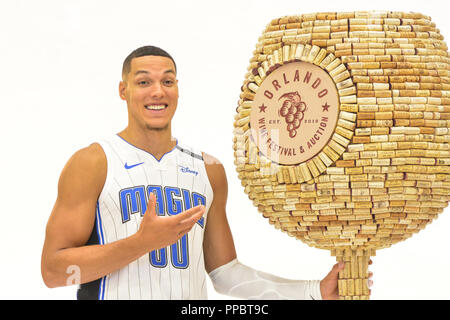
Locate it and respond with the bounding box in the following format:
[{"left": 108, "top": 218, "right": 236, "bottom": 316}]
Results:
[{"left": 41, "top": 46, "right": 371, "bottom": 300}]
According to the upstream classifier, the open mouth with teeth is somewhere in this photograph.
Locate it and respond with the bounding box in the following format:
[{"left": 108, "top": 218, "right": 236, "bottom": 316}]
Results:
[{"left": 145, "top": 104, "right": 168, "bottom": 110}]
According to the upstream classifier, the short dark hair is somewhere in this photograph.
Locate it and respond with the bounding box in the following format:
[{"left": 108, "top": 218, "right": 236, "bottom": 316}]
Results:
[{"left": 122, "top": 45, "right": 177, "bottom": 79}]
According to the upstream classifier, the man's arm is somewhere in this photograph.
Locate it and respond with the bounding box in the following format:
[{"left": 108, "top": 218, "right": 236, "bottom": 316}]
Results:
[
  {"left": 41, "top": 143, "right": 145, "bottom": 287},
  {"left": 202, "top": 153, "right": 347, "bottom": 300},
  {"left": 41, "top": 144, "right": 204, "bottom": 288},
  {"left": 202, "top": 153, "right": 237, "bottom": 273}
]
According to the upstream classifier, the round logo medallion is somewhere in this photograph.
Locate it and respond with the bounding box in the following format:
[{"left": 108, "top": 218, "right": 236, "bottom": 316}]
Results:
[{"left": 250, "top": 61, "right": 339, "bottom": 165}]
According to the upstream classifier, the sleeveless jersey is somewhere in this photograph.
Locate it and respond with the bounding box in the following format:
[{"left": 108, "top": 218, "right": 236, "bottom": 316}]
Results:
[{"left": 77, "top": 135, "right": 214, "bottom": 300}]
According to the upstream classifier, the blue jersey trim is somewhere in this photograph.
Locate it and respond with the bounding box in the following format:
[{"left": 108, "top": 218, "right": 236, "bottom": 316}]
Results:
[
  {"left": 116, "top": 134, "right": 178, "bottom": 162},
  {"left": 95, "top": 202, "right": 106, "bottom": 300}
]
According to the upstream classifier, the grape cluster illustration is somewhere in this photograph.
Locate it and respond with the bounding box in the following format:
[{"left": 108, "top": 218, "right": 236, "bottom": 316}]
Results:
[{"left": 278, "top": 91, "right": 307, "bottom": 138}]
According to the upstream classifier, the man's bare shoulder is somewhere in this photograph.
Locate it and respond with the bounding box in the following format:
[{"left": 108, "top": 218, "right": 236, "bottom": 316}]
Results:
[
  {"left": 58, "top": 143, "right": 107, "bottom": 195},
  {"left": 202, "top": 152, "right": 222, "bottom": 167},
  {"left": 202, "top": 152, "right": 227, "bottom": 192},
  {"left": 69, "top": 143, "right": 106, "bottom": 169}
]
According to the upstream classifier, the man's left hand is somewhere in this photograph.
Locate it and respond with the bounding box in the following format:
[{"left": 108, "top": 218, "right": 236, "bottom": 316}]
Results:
[{"left": 320, "top": 260, "right": 373, "bottom": 300}]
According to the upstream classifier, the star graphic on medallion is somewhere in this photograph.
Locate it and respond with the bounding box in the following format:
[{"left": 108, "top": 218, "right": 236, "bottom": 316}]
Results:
[
  {"left": 322, "top": 102, "right": 330, "bottom": 112},
  {"left": 258, "top": 103, "right": 267, "bottom": 113}
]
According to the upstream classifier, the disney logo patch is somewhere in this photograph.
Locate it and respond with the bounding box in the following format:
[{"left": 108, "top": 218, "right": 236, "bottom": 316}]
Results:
[{"left": 179, "top": 165, "right": 199, "bottom": 176}]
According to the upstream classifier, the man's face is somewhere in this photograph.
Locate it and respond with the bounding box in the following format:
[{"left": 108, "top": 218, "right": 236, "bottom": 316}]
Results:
[{"left": 119, "top": 55, "right": 178, "bottom": 131}]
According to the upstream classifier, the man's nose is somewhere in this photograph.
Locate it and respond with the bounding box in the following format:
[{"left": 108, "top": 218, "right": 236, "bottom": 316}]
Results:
[{"left": 151, "top": 83, "right": 165, "bottom": 98}]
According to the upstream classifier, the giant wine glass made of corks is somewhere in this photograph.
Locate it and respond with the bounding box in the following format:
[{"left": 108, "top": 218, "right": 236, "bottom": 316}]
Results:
[{"left": 233, "top": 11, "right": 449, "bottom": 300}]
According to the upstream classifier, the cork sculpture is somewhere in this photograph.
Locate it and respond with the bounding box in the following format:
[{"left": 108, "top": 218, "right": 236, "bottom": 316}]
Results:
[{"left": 233, "top": 11, "right": 450, "bottom": 300}]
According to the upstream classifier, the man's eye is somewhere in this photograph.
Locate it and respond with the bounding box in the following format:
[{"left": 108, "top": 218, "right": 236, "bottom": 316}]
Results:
[
  {"left": 138, "top": 80, "right": 150, "bottom": 86},
  {"left": 163, "top": 80, "right": 174, "bottom": 86}
]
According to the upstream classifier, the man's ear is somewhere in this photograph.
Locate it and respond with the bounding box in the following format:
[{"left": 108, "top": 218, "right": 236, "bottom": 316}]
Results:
[{"left": 119, "top": 81, "right": 127, "bottom": 101}]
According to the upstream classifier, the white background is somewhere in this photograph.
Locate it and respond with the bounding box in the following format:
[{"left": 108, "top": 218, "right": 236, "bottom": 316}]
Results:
[{"left": 1, "top": 0, "right": 449, "bottom": 300}]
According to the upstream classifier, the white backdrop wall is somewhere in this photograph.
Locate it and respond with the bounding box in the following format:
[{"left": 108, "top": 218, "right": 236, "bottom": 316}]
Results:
[{"left": 1, "top": 0, "right": 449, "bottom": 299}]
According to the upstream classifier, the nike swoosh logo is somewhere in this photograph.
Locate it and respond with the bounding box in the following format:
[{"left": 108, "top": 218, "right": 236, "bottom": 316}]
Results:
[{"left": 124, "top": 162, "right": 144, "bottom": 169}]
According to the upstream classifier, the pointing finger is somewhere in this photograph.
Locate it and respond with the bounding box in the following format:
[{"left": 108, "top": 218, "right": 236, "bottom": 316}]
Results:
[
  {"left": 144, "top": 192, "right": 157, "bottom": 217},
  {"left": 176, "top": 209, "right": 205, "bottom": 234},
  {"left": 175, "top": 205, "right": 205, "bottom": 223},
  {"left": 180, "top": 207, "right": 205, "bottom": 226}
]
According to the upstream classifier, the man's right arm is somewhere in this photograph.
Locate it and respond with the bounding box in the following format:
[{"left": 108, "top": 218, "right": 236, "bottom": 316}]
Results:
[
  {"left": 41, "top": 143, "right": 147, "bottom": 288},
  {"left": 41, "top": 143, "right": 205, "bottom": 288}
]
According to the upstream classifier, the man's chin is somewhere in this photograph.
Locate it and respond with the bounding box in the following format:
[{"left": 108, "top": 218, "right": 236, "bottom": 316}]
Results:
[{"left": 145, "top": 123, "right": 169, "bottom": 131}]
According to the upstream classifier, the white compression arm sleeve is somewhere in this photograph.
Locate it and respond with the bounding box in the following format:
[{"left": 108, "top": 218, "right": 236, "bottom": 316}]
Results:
[{"left": 208, "top": 259, "right": 322, "bottom": 300}]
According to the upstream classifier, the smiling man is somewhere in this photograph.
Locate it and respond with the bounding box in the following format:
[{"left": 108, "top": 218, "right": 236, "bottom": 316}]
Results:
[{"left": 41, "top": 46, "right": 368, "bottom": 300}]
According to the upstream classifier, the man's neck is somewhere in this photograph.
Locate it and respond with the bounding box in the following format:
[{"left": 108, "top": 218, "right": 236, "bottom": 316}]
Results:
[{"left": 118, "top": 127, "right": 177, "bottom": 161}]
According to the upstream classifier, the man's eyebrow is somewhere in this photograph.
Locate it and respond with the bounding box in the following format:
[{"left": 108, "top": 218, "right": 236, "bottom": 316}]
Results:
[
  {"left": 134, "top": 69, "right": 176, "bottom": 76},
  {"left": 134, "top": 70, "right": 149, "bottom": 76}
]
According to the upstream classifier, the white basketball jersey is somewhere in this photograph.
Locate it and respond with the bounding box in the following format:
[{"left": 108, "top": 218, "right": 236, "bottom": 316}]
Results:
[{"left": 77, "top": 135, "right": 213, "bottom": 300}]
